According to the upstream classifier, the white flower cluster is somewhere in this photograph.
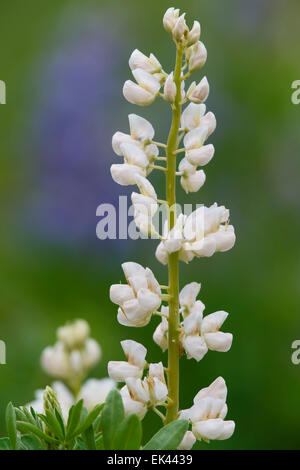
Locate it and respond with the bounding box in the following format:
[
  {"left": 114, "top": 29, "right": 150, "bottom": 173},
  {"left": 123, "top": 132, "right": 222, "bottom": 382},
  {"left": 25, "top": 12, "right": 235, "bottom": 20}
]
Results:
[
  {"left": 108, "top": 340, "right": 168, "bottom": 419},
  {"left": 29, "top": 320, "right": 115, "bottom": 421},
  {"left": 156, "top": 203, "right": 236, "bottom": 265},
  {"left": 110, "top": 262, "right": 161, "bottom": 327},
  {"left": 154, "top": 282, "right": 232, "bottom": 361},
  {"left": 180, "top": 377, "right": 235, "bottom": 446},
  {"left": 41, "top": 319, "right": 101, "bottom": 380}
]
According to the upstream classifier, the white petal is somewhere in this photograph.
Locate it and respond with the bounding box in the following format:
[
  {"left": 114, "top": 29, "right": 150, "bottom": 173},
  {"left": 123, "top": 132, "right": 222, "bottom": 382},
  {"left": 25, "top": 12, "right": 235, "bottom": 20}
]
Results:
[
  {"left": 148, "top": 377, "right": 168, "bottom": 404},
  {"left": 183, "top": 310, "right": 202, "bottom": 335},
  {"left": 148, "top": 362, "right": 165, "bottom": 382},
  {"left": 123, "top": 80, "right": 155, "bottom": 106},
  {"left": 122, "top": 262, "right": 145, "bottom": 280},
  {"left": 129, "top": 49, "right": 161, "bottom": 74},
  {"left": 135, "top": 174, "right": 157, "bottom": 199},
  {"left": 112, "top": 131, "right": 135, "bottom": 156},
  {"left": 128, "top": 274, "right": 148, "bottom": 294},
  {"left": 110, "top": 163, "right": 145, "bottom": 186},
  {"left": 81, "top": 339, "right": 101, "bottom": 368},
  {"left": 110, "top": 284, "right": 135, "bottom": 306},
  {"left": 128, "top": 113, "right": 155, "bottom": 141},
  {"left": 79, "top": 378, "right": 115, "bottom": 411},
  {"left": 126, "top": 377, "right": 149, "bottom": 403},
  {"left": 108, "top": 361, "right": 142, "bottom": 382},
  {"left": 181, "top": 170, "right": 206, "bottom": 193},
  {"left": 153, "top": 318, "right": 168, "bottom": 351},
  {"left": 137, "top": 288, "right": 161, "bottom": 312},
  {"left": 187, "top": 20, "right": 201, "bottom": 46},
  {"left": 202, "top": 311, "right": 228, "bottom": 333},
  {"left": 121, "top": 142, "right": 149, "bottom": 168},
  {"left": 182, "top": 335, "right": 208, "bottom": 361},
  {"left": 214, "top": 225, "right": 236, "bottom": 252},
  {"left": 194, "top": 377, "right": 227, "bottom": 403},
  {"left": 155, "top": 242, "right": 169, "bottom": 265},
  {"left": 202, "top": 112, "right": 217, "bottom": 136},
  {"left": 184, "top": 125, "right": 208, "bottom": 150},
  {"left": 145, "top": 267, "right": 161, "bottom": 297},
  {"left": 204, "top": 332, "right": 233, "bottom": 352},
  {"left": 186, "top": 144, "right": 215, "bottom": 166},
  {"left": 188, "top": 41, "right": 207, "bottom": 72},
  {"left": 177, "top": 431, "right": 196, "bottom": 450},
  {"left": 192, "top": 418, "right": 225, "bottom": 441},
  {"left": 121, "top": 339, "right": 147, "bottom": 369},
  {"left": 122, "top": 298, "right": 150, "bottom": 326},
  {"left": 218, "top": 420, "right": 235, "bottom": 440},
  {"left": 163, "top": 7, "right": 180, "bottom": 33},
  {"left": 188, "top": 76, "right": 209, "bottom": 104},
  {"left": 132, "top": 68, "right": 161, "bottom": 94},
  {"left": 164, "top": 72, "right": 176, "bottom": 103},
  {"left": 179, "top": 282, "right": 201, "bottom": 310},
  {"left": 120, "top": 385, "right": 148, "bottom": 419},
  {"left": 181, "top": 103, "right": 206, "bottom": 131}
]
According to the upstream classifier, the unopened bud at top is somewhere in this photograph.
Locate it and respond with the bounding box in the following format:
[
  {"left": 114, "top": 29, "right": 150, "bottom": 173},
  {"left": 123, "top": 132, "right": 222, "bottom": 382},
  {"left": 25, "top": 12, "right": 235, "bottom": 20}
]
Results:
[
  {"left": 173, "top": 14, "right": 188, "bottom": 42},
  {"left": 43, "top": 386, "right": 62, "bottom": 415},
  {"left": 163, "top": 7, "right": 180, "bottom": 33},
  {"left": 186, "top": 21, "right": 201, "bottom": 46},
  {"left": 187, "top": 77, "right": 210, "bottom": 104},
  {"left": 57, "top": 319, "right": 90, "bottom": 350}
]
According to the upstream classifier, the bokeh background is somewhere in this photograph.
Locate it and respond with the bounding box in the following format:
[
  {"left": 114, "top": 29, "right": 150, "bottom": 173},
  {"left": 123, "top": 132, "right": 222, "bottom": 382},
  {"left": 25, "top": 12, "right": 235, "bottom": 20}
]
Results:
[{"left": 0, "top": 0, "right": 300, "bottom": 450}]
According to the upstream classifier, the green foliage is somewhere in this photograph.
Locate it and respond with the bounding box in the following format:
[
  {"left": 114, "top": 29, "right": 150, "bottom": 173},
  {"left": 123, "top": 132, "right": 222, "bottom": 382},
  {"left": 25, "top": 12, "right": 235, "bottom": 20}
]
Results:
[{"left": 0, "top": 389, "right": 188, "bottom": 450}]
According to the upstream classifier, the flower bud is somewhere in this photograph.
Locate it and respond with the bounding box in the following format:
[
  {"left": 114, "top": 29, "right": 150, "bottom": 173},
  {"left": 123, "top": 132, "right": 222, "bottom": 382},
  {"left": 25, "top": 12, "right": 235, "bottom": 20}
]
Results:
[
  {"left": 186, "top": 21, "right": 201, "bottom": 46},
  {"left": 110, "top": 163, "right": 145, "bottom": 186},
  {"left": 188, "top": 41, "right": 207, "bottom": 72},
  {"left": 173, "top": 14, "right": 188, "bottom": 41},
  {"left": 129, "top": 49, "right": 161, "bottom": 74},
  {"left": 57, "top": 319, "right": 90, "bottom": 350},
  {"left": 43, "top": 386, "right": 62, "bottom": 415},
  {"left": 186, "top": 144, "right": 215, "bottom": 167},
  {"left": 187, "top": 77, "right": 209, "bottom": 104},
  {"left": 163, "top": 7, "right": 180, "bottom": 33},
  {"left": 163, "top": 72, "right": 177, "bottom": 103}
]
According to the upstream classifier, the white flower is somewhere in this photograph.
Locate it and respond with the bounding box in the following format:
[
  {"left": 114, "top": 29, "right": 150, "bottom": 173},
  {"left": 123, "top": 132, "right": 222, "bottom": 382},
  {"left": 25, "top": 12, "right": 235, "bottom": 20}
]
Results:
[
  {"left": 178, "top": 431, "right": 196, "bottom": 450},
  {"left": 186, "top": 21, "right": 201, "bottom": 46},
  {"left": 179, "top": 282, "right": 203, "bottom": 315},
  {"left": 129, "top": 49, "right": 161, "bottom": 74},
  {"left": 173, "top": 14, "right": 188, "bottom": 41},
  {"left": 163, "top": 7, "right": 180, "bottom": 34},
  {"left": 111, "top": 115, "right": 158, "bottom": 186},
  {"left": 120, "top": 383, "right": 148, "bottom": 420},
  {"left": 81, "top": 339, "right": 102, "bottom": 369},
  {"left": 201, "top": 311, "right": 233, "bottom": 352},
  {"left": 123, "top": 68, "right": 161, "bottom": 106},
  {"left": 147, "top": 362, "right": 168, "bottom": 405},
  {"left": 180, "top": 377, "right": 235, "bottom": 442},
  {"left": 187, "top": 77, "right": 210, "bottom": 104},
  {"left": 153, "top": 306, "right": 169, "bottom": 351},
  {"left": 181, "top": 103, "right": 207, "bottom": 131},
  {"left": 178, "top": 157, "right": 206, "bottom": 193},
  {"left": 110, "top": 262, "right": 161, "bottom": 327},
  {"left": 108, "top": 340, "right": 147, "bottom": 382},
  {"left": 41, "top": 342, "right": 70, "bottom": 379},
  {"left": 57, "top": 319, "right": 90, "bottom": 350},
  {"left": 187, "top": 41, "right": 207, "bottom": 72},
  {"left": 184, "top": 125, "right": 209, "bottom": 152},
  {"left": 163, "top": 72, "right": 177, "bottom": 103},
  {"left": 131, "top": 178, "right": 158, "bottom": 237},
  {"left": 78, "top": 378, "right": 116, "bottom": 411}
]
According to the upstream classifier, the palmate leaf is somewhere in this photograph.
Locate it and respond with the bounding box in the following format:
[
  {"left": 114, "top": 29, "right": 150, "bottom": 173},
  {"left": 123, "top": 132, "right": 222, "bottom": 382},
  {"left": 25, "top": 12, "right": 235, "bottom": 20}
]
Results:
[
  {"left": 66, "top": 399, "right": 84, "bottom": 441},
  {"left": 16, "top": 421, "right": 60, "bottom": 446},
  {"left": 82, "top": 425, "right": 96, "bottom": 450},
  {"left": 143, "top": 420, "right": 189, "bottom": 450},
  {"left": 0, "top": 437, "right": 11, "bottom": 450},
  {"left": 102, "top": 389, "right": 124, "bottom": 450},
  {"left": 113, "top": 414, "right": 142, "bottom": 450}
]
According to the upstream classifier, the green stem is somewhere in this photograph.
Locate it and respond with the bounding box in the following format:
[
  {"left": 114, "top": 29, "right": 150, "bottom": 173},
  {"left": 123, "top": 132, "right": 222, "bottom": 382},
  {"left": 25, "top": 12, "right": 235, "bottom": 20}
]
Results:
[{"left": 165, "top": 43, "right": 184, "bottom": 424}]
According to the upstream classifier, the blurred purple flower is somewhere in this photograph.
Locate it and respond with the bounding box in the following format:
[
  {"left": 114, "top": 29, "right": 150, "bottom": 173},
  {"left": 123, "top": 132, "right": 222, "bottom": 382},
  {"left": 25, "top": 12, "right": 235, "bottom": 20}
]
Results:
[{"left": 25, "top": 9, "right": 132, "bottom": 252}]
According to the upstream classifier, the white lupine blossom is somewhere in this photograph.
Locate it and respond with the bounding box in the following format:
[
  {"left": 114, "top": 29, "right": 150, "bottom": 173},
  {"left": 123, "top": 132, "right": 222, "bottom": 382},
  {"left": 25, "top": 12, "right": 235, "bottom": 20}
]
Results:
[
  {"left": 186, "top": 41, "right": 207, "bottom": 72},
  {"left": 108, "top": 340, "right": 147, "bottom": 382},
  {"left": 155, "top": 204, "right": 236, "bottom": 265},
  {"left": 107, "top": 7, "right": 236, "bottom": 447},
  {"left": 110, "top": 262, "right": 161, "bottom": 327},
  {"left": 187, "top": 76, "right": 210, "bottom": 104},
  {"left": 180, "top": 377, "right": 235, "bottom": 442},
  {"left": 129, "top": 49, "right": 162, "bottom": 74},
  {"left": 131, "top": 176, "right": 158, "bottom": 237},
  {"left": 78, "top": 378, "right": 116, "bottom": 410},
  {"left": 111, "top": 114, "right": 158, "bottom": 186},
  {"left": 57, "top": 319, "right": 90, "bottom": 349},
  {"left": 123, "top": 68, "right": 161, "bottom": 106}
]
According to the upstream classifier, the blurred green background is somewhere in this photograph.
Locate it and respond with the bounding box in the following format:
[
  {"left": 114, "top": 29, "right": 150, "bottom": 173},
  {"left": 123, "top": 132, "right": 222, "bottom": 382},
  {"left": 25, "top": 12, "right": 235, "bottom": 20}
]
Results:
[{"left": 1, "top": 0, "right": 300, "bottom": 450}]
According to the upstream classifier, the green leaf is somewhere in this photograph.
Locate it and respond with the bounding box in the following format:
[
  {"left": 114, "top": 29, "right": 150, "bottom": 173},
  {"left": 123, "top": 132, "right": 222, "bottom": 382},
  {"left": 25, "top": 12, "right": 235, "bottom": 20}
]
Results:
[
  {"left": 82, "top": 425, "right": 96, "bottom": 450},
  {"left": 16, "top": 421, "right": 60, "bottom": 446},
  {"left": 95, "top": 434, "right": 104, "bottom": 450},
  {"left": 143, "top": 420, "right": 189, "bottom": 450},
  {"left": 72, "top": 404, "right": 103, "bottom": 438},
  {"left": 21, "top": 434, "right": 45, "bottom": 450},
  {"left": 44, "top": 410, "right": 65, "bottom": 441},
  {"left": 6, "top": 402, "right": 17, "bottom": 450},
  {"left": 55, "top": 408, "right": 66, "bottom": 438},
  {"left": 102, "top": 389, "right": 124, "bottom": 450},
  {"left": 113, "top": 414, "right": 142, "bottom": 450},
  {"left": 66, "top": 399, "right": 84, "bottom": 441},
  {"left": 0, "top": 437, "right": 11, "bottom": 450},
  {"left": 74, "top": 436, "right": 87, "bottom": 450}
]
